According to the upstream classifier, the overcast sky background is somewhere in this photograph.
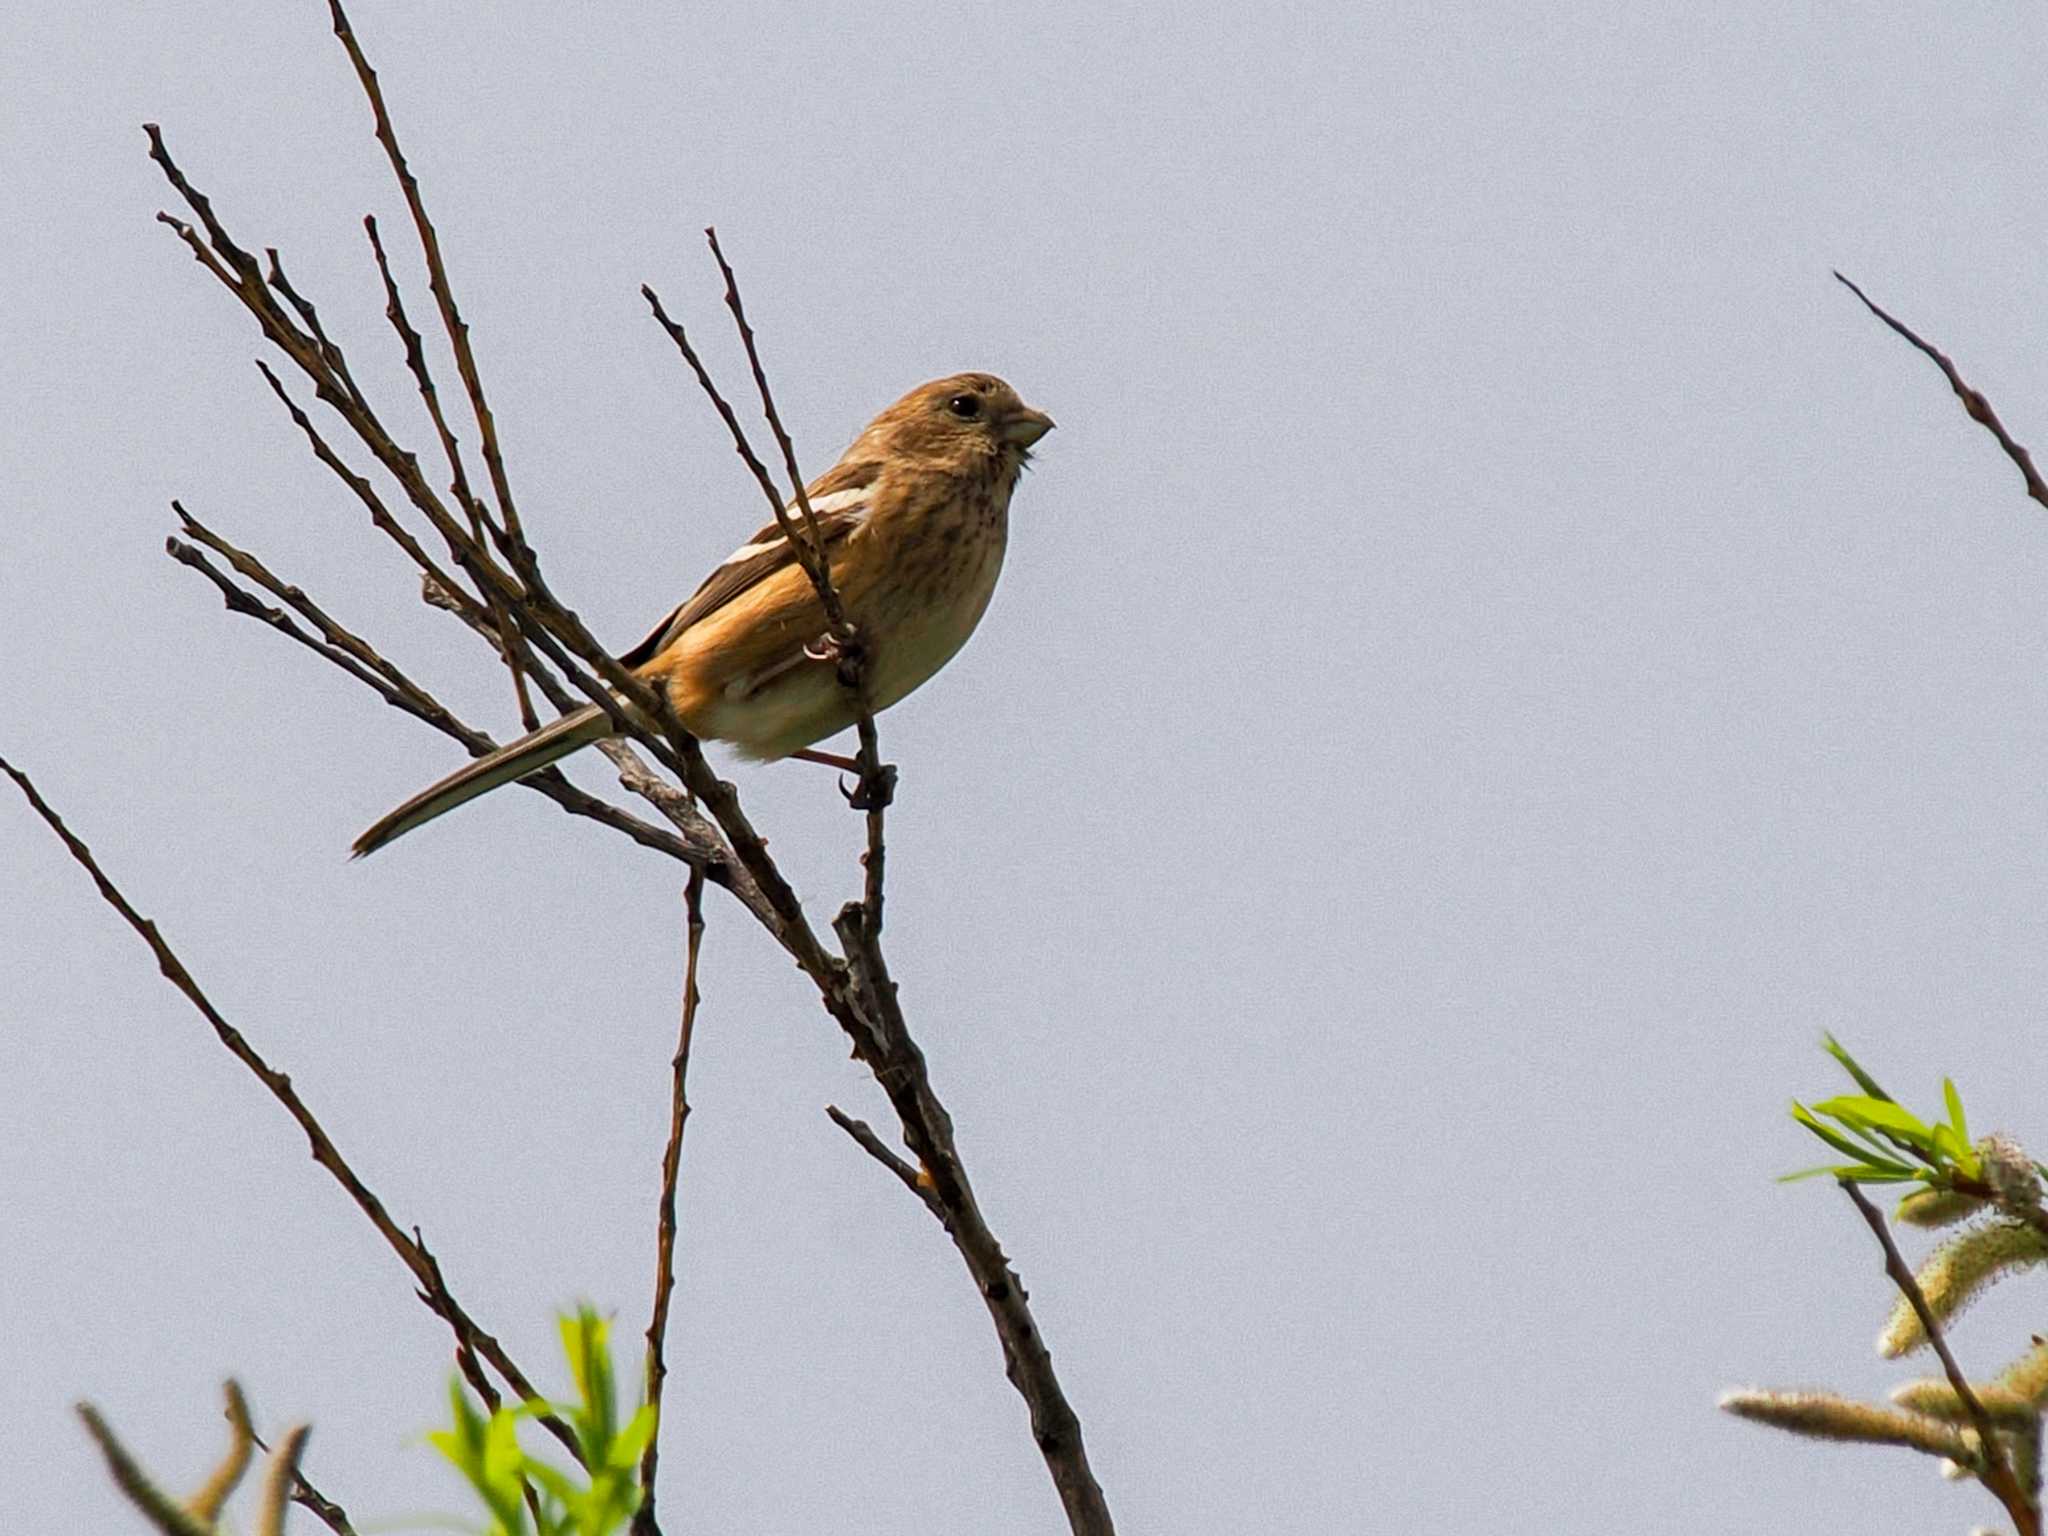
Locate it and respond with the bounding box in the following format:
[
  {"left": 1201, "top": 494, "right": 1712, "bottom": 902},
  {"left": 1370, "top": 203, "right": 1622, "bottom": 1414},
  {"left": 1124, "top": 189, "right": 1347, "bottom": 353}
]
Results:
[{"left": 8, "top": 3, "right": 2048, "bottom": 1531}]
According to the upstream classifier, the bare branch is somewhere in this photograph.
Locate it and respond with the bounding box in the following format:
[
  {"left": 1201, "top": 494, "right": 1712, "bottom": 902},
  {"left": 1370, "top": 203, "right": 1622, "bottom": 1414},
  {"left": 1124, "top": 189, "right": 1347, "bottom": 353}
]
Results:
[
  {"left": 701, "top": 230, "right": 848, "bottom": 633},
  {"left": 639, "top": 282, "right": 831, "bottom": 603},
  {"left": 165, "top": 512, "right": 738, "bottom": 882},
  {"left": 2, "top": 759, "right": 584, "bottom": 1466},
  {"left": 364, "top": 213, "right": 534, "bottom": 728},
  {"left": 1842, "top": 1179, "right": 2038, "bottom": 1534},
  {"left": 831, "top": 904, "right": 1112, "bottom": 1534},
  {"left": 634, "top": 871, "right": 707, "bottom": 1536},
  {"left": 698, "top": 228, "right": 894, "bottom": 894},
  {"left": 327, "top": 0, "right": 528, "bottom": 555},
  {"left": 1835, "top": 271, "right": 2048, "bottom": 512},
  {"left": 826, "top": 1106, "right": 939, "bottom": 1215},
  {"left": 245, "top": 1391, "right": 362, "bottom": 1535}
]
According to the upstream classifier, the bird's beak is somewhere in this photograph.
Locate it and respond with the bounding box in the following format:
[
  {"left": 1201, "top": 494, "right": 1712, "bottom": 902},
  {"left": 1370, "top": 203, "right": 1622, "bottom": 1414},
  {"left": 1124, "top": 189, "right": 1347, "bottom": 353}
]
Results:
[{"left": 1002, "top": 406, "right": 1056, "bottom": 447}]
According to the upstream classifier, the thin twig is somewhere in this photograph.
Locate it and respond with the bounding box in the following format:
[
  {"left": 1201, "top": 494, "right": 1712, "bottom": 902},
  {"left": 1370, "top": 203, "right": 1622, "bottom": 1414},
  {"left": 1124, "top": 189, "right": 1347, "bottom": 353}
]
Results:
[
  {"left": 701, "top": 230, "right": 848, "bottom": 631},
  {"left": 698, "top": 229, "right": 894, "bottom": 872},
  {"left": 1835, "top": 271, "right": 2048, "bottom": 512},
  {"left": 1, "top": 758, "right": 585, "bottom": 1466},
  {"left": 148, "top": 129, "right": 665, "bottom": 758},
  {"left": 364, "top": 213, "right": 535, "bottom": 728},
  {"left": 638, "top": 283, "right": 835, "bottom": 608},
  {"left": 328, "top": 0, "right": 527, "bottom": 556},
  {"left": 245, "top": 1417, "right": 361, "bottom": 1536},
  {"left": 1841, "top": 1179, "right": 2038, "bottom": 1534},
  {"left": 826, "top": 1106, "right": 939, "bottom": 1215},
  {"left": 634, "top": 870, "right": 706, "bottom": 1536},
  {"left": 166, "top": 512, "right": 737, "bottom": 882}
]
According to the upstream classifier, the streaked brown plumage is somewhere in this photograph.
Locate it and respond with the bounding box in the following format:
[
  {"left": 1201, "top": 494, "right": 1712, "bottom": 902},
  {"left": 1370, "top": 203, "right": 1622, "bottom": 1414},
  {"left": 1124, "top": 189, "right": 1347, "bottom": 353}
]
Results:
[{"left": 353, "top": 373, "right": 1052, "bottom": 856}]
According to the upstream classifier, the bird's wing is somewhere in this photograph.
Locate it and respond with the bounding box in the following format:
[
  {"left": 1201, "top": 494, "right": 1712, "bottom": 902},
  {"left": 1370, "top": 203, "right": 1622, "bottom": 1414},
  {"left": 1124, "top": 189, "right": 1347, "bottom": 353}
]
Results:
[{"left": 619, "top": 483, "right": 872, "bottom": 669}]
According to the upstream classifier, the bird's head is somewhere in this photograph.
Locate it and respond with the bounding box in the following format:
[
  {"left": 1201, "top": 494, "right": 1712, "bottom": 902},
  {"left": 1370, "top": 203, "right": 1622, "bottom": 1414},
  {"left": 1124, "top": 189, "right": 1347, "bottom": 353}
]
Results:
[{"left": 859, "top": 373, "right": 1055, "bottom": 470}]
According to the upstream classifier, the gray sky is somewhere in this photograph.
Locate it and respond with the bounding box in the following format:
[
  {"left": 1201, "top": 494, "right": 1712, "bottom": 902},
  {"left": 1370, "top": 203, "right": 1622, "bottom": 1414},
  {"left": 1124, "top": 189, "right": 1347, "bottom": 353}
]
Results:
[{"left": 8, "top": 2, "right": 2048, "bottom": 1531}]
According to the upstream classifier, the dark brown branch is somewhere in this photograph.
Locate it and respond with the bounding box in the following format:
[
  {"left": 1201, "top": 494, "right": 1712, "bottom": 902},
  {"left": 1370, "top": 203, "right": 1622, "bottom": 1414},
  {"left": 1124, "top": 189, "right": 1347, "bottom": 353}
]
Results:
[
  {"left": 831, "top": 905, "right": 1111, "bottom": 1534},
  {"left": 2, "top": 758, "right": 584, "bottom": 1466},
  {"left": 697, "top": 229, "right": 894, "bottom": 881},
  {"left": 414, "top": 566, "right": 774, "bottom": 926},
  {"left": 364, "top": 213, "right": 534, "bottom": 728},
  {"left": 1841, "top": 1179, "right": 2038, "bottom": 1534},
  {"left": 263, "top": 249, "right": 372, "bottom": 422},
  {"left": 149, "top": 130, "right": 661, "bottom": 758},
  {"left": 149, "top": 132, "right": 817, "bottom": 964},
  {"left": 244, "top": 1415, "right": 359, "bottom": 1536},
  {"left": 639, "top": 282, "right": 834, "bottom": 607},
  {"left": 648, "top": 235, "right": 1101, "bottom": 1531},
  {"left": 826, "top": 1105, "right": 939, "bottom": 1216},
  {"left": 165, "top": 512, "right": 741, "bottom": 886},
  {"left": 279, "top": 1463, "right": 358, "bottom": 1536},
  {"left": 1835, "top": 271, "right": 2048, "bottom": 512},
  {"left": 634, "top": 870, "right": 706, "bottom": 1536},
  {"left": 700, "top": 231, "right": 847, "bottom": 632},
  {"left": 250, "top": 359, "right": 486, "bottom": 628},
  {"left": 328, "top": 0, "right": 528, "bottom": 555}
]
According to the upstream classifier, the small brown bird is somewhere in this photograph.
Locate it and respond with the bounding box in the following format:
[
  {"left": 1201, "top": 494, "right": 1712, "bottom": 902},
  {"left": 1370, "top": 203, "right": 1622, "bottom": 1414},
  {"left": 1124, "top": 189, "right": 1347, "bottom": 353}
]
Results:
[{"left": 353, "top": 373, "right": 1053, "bottom": 856}]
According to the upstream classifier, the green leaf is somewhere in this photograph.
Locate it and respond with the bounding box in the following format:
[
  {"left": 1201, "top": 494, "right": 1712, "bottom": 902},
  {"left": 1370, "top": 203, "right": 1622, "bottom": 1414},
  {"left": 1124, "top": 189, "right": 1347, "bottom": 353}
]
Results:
[
  {"left": 1836, "top": 1166, "right": 1924, "bottom": 1185},
  {"left": 1779, "top": 1163, "right": 1869, "bottom": 1183},
  {"left": 1810, "top": 1096, "right": 1931, "bottom": 1139},
  {"left": 1811, "top": 1097, "right": 1937, "bottom": 1159},
  {"left": 608, "top": 1404, "right": 658, "bottom": 1470},
  {"left": 1822, "top": 1034, "right": 1894, "bottom": 1101},
  {"left": 1791, "top": 1102, "right": 1915, "bottom": 1174},
  {"left": 483, "top": 1410, "right": 527, "bottom": 1494},
  {"left": 524, "top": 1461, "right": 582, "bottom": 1507},
  {"left": 1943, "top": 1078, "right": 1968, "bottom": 1143}
]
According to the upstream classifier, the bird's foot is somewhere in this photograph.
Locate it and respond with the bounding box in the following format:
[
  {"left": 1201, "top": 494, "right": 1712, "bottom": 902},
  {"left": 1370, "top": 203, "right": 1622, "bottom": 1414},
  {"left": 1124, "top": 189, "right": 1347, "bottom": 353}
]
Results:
[{"left": 841, "top": 760, "right": 897, "bottom": 812}]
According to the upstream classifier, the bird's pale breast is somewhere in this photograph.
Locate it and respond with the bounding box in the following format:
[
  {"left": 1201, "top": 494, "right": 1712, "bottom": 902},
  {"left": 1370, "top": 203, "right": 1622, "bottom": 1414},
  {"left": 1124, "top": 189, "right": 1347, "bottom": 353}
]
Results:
[{"left": 656, "top": 472, "right": 1012, "bottom": 760}]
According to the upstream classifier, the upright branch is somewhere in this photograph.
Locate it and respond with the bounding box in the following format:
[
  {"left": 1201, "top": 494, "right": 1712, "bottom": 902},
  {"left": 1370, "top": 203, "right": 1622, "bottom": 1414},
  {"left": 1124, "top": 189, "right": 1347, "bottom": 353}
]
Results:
[
  {"left": 700, "top": 228, "right": 893, "bottom": 896},
  {"left": 363, "top": 212, "right": 536, "bottom": 729},
  {"left": 1842, "top": 1179, "right": 2039, "bottom": 1535},
  {"left": 327, "top": 0, "right": 529, "bottom": 557},
  {"left": 634, "top": 870, "right": 707, "bottom": 1536},
  {"left": 642, "top": 246, "right": 1107, "bottom": 1527}
]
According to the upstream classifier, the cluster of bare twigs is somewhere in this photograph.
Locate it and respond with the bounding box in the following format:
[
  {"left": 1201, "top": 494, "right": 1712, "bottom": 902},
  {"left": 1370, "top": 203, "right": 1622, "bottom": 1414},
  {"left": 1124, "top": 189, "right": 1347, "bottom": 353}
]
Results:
[{"left": 3, "top": 2, "right": 1110, "bottom": 1532}]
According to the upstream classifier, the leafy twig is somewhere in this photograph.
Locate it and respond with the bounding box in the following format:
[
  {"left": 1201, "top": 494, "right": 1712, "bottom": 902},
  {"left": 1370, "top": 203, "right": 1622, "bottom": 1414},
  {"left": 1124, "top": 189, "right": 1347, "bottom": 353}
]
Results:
[{"left": 1842, "top": 1179, "right": 2038, "bottom": 1535}]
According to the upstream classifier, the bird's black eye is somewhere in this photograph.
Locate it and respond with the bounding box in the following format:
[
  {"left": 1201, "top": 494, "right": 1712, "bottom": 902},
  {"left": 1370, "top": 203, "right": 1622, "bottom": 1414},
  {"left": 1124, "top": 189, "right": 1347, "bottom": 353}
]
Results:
[{"left": 946, "top": 392, "right": 982, "bottom": 419}]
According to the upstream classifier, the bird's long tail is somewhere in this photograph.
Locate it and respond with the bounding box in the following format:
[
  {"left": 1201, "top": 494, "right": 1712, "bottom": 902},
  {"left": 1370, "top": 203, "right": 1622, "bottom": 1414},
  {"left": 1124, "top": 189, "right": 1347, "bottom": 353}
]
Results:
[{"left": 351, "top": 704, "right": 615, "bottom": 858}]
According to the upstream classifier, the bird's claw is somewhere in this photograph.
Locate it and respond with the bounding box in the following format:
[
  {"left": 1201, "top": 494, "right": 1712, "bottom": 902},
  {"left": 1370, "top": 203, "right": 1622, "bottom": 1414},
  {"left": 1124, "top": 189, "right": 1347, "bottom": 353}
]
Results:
[{"left": 839, "top": 761, "right": 898, "bottom": 811}]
